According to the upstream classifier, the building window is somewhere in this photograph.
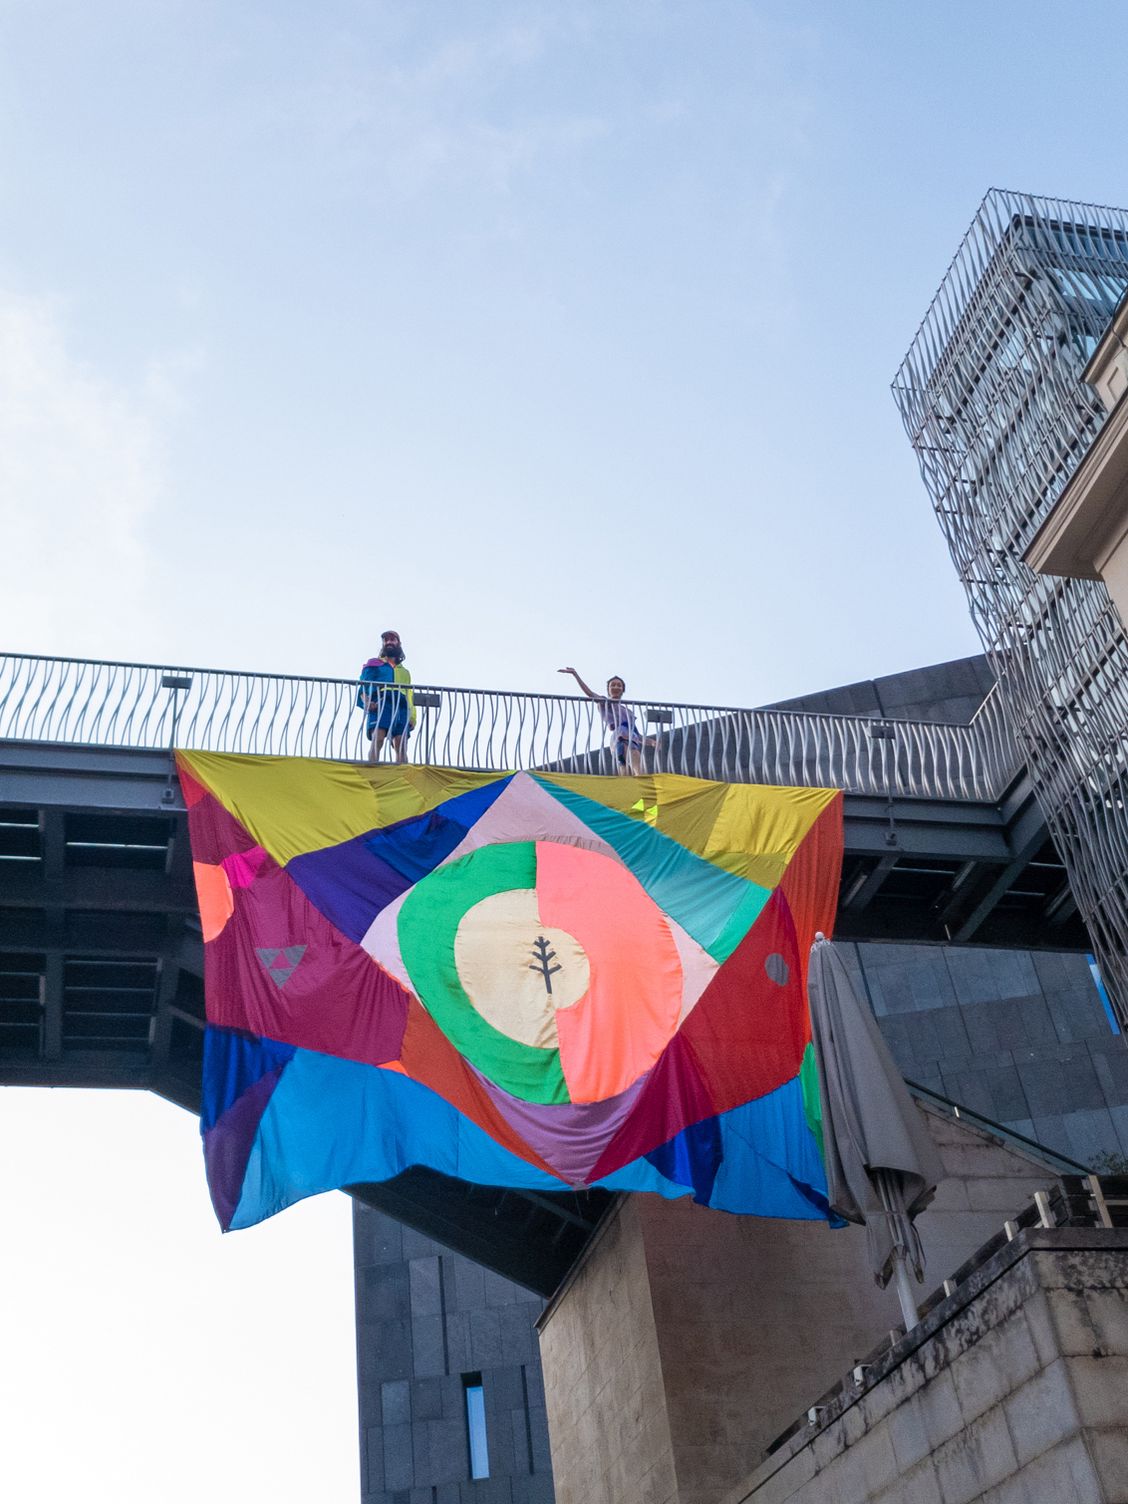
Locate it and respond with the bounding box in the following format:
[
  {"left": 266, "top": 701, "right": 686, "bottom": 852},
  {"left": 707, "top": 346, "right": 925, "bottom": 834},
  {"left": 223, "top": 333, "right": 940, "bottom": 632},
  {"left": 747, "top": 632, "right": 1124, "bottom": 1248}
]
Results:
[{"left": 462, "top": 1372, "right": 489, "bottom": 1480}]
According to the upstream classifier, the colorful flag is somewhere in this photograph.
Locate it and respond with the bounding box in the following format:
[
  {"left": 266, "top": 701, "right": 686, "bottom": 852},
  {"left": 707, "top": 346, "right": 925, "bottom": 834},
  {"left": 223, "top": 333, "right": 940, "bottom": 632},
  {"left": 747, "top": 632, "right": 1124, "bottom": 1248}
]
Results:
[{"left": 178, "top": 753, "right": 843, "bottom": 1231}]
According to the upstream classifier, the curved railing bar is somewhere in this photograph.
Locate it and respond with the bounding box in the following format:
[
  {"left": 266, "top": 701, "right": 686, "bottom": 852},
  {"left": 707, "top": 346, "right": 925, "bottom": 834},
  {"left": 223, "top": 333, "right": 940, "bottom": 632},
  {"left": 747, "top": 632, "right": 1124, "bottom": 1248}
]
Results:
[{"left": 0, "top": 652, "right": 1024, "bottom": 802}]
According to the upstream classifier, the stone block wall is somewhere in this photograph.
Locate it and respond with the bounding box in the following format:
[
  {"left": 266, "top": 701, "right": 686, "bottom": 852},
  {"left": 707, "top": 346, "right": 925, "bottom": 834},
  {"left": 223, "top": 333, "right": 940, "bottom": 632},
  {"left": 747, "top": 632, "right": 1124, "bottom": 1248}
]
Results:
[
  {"left": 730, "top": 1229, "right": 1128, "bottom": 1504},
  {"left": 351, "top": 938, "right": 1127, "bottom": 1502},
  {"left": 533, "top": 1197, "right": 678, "bottom": 1504},
  {"left": 354, "top": 1204, "right": 554, "bottom": 1504},
  {"left": 536, "top": 1106, "right": 1075, "bottom": 1504}
]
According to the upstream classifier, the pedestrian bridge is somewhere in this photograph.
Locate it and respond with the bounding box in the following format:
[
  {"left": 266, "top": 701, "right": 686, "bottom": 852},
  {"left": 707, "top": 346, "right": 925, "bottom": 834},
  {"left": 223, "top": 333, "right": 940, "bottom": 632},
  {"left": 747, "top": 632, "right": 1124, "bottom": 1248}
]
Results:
[{"left": 0, "top": 651, "right": 1089, "bottom": 1290}]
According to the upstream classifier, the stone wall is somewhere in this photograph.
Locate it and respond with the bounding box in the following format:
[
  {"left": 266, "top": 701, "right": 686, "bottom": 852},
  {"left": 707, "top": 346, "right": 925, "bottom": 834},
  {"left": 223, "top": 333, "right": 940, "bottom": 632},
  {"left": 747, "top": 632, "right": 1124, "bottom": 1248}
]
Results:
[
  {"left": 533, "top": 1197, "right": 678, "bottom": 1504},
  {"left": 536, "top": 1105, "right": 1078, "bottom": 1504},
  {"left": 778, "top": 654, "right": 1128, "bottom": 1168},
  {"left": 729, "top": 1229, "right": 1128, "bottom": 1504},
  {"left": 354, "top": 1203, "right": 553, "bottom": 1504}
]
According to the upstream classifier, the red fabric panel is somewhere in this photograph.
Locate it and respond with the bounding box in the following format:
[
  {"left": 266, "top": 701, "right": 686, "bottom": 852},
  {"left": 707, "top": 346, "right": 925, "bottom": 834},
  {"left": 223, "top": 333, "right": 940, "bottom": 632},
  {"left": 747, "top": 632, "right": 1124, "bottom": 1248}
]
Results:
[
  {"left": 176, "top": 756, "right": 209, "bottom": 808},
  {"left": 539, "top": 841, "right": 684, "bottom": 1105},
  {"left": 206, "top": 853, "right": 410, "bottom": 1069},
  {"left": 778, "top": 792, "right": 844, "bottom": 996},
  {"left": 589, "top": 889, "right": 808, "bottom": 1178},
  {"left": 180, "top": 784, "right": 261, "bottom": 865}
]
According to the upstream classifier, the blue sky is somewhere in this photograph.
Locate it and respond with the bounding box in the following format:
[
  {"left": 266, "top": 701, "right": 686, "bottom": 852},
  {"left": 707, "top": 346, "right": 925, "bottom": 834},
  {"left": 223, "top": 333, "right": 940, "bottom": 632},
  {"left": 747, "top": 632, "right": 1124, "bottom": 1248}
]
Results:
[{"left": 5, "top": 2, "right": 1128, "bottom": 1499}]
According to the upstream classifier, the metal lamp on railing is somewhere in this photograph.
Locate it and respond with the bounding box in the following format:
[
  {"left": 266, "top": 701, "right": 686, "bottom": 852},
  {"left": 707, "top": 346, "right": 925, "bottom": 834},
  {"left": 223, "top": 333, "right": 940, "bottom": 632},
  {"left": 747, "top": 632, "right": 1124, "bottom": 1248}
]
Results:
[
  {"left": 160, "top": 674, "right": 193, "bottom": 804},
  {"left": 647, "top": 706, "right": 674, "bottom": 773}
]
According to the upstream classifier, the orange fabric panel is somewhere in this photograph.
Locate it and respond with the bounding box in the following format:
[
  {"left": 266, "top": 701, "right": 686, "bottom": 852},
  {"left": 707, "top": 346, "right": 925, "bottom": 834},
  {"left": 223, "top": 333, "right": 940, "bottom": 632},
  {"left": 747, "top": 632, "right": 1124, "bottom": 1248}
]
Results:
[
  {"left": 192, "top": 861, "right": 234, "bottom": 943},
  {"left": 538, "top": 841, "right": 684, "bottom": 1104}
]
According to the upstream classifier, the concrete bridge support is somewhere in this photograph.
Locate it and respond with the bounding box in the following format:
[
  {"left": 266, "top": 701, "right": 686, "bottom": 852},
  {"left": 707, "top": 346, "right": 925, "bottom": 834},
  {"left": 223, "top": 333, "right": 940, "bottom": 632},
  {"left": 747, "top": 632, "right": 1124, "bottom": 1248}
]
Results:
[{"left": 535, "top": 1107, "right": 1075, "bottom": 1504}]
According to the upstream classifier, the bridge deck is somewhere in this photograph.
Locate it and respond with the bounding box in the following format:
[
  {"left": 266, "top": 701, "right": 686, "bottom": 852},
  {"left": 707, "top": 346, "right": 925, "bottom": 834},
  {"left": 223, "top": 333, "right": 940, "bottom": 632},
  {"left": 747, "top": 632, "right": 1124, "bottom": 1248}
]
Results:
[
  {"left": 0, "top": 651, "right": 1090, "bottom": 1291},
  {"left": 0, "top": 725, "right": 1086, "bottom": 1293}
]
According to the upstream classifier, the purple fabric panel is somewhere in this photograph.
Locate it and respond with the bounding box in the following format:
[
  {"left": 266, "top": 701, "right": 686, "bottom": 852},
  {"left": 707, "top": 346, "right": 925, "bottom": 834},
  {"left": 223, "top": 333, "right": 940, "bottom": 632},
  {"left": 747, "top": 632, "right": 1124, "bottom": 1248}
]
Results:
[
  {"left": 287, "top": 838, "right": 411, "bottom": 943},
  {"left": 202, "top": 1066, "right": 287, "bottom": 1230},
  {"left": 468, "top": 1061, "right": 648, "bottom": 1185}
]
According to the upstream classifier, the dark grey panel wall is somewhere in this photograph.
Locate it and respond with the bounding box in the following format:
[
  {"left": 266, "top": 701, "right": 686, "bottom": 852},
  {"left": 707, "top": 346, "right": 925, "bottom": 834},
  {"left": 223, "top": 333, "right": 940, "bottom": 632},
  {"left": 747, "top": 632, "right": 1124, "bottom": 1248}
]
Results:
[
  {"left": 768, "top": 654, "right": 995, "bottom": 725},
  {"left": 354, "top": 1205, "right": 554, "bottom": 1504},
  {"left": 843, "top": 941, "right": 1128, "bottom": 1166}
]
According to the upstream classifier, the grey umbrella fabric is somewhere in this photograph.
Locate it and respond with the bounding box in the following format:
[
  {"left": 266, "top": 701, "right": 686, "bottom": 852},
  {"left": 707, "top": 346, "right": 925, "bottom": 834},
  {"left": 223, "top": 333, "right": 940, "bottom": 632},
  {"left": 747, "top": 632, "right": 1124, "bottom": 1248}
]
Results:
[{"left": 807, "top": 934, "right": 945, "bottom": 1300}]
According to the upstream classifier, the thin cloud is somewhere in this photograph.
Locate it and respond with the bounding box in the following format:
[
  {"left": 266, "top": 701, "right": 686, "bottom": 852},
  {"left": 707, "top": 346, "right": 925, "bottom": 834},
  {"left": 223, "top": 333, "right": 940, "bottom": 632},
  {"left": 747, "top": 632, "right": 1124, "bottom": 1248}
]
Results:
[
  {"left": 288, "top": 17, "right": 608, "bottom": 198},
  {"left": 0, "top": 293, "right": 168, "bottom": 656}
]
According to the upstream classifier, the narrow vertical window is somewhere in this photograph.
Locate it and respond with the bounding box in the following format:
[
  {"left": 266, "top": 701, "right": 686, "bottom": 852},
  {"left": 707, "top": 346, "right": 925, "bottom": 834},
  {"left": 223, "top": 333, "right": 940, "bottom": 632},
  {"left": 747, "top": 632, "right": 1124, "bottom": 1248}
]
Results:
[{"left": 462, "top": 1372, "right": 489, "bottom": 1480}]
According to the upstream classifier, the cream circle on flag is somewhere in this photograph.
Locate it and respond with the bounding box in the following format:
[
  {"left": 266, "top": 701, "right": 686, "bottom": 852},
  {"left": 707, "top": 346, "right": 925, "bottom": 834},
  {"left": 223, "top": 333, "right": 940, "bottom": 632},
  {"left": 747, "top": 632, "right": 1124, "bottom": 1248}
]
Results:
[
  {"left": 396, "top": 839, "right": 686, "bottom": 1105},
  {"left": 453, "top": 888, "right": 590, "bottom": 1049}
]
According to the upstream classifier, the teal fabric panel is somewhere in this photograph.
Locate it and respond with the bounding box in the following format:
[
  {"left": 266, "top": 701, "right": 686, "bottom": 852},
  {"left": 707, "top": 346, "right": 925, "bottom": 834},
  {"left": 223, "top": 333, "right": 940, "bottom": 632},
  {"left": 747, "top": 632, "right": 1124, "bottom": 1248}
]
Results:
[{"left": 532, "top": 776, "right": 770, "bottom": 959}]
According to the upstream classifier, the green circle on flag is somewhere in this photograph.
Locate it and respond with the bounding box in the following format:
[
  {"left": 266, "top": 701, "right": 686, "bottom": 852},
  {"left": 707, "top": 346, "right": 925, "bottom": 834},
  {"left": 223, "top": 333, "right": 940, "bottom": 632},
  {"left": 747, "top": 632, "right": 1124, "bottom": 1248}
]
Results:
[{"left": 397, "top": 841, "right": 570, "bottom": 1105}]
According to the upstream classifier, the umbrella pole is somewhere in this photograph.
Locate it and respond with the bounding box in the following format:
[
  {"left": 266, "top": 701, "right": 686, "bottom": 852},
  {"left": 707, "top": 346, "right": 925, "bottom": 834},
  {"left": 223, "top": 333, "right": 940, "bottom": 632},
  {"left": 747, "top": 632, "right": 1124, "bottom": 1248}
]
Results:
[{"left": 892, "top": 1250, "right": 919, "bottom": 1332}]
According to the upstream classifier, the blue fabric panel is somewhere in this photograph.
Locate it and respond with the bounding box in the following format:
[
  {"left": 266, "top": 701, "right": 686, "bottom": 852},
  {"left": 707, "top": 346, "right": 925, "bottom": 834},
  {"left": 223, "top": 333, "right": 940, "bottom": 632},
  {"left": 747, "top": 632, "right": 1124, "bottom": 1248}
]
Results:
[
  {"left": 287, "top": 839, "right": 412, "bottom": 942},
  {"left": 231, "top": 1048, "right": 566, "bottom": 1227},
  {"left": 362, "top": 794, "right": 499, "bottom": 883},
  {"left": 706, "top": 1078, "right": 833, "bottom": 1219},
  {"left": 228, "top": 1047, "right": 832, "bottom": 1230},
  {"left": 285, "top": 777, "right": 512, "bottom": 942},
  {"left": 201, "top": 1028, "right": 296, "bottom": 1134},
  {"left": 645, "top": 1113, "right": 725, "bottom": 1203}
]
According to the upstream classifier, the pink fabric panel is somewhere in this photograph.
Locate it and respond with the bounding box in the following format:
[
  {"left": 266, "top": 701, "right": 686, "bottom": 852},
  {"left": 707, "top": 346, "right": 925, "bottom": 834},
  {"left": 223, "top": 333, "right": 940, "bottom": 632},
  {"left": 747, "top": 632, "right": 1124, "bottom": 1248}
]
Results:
[
  {"left": 537, "top": 842, "right": 683, "bottom": 1104},
  {"left": 221, "top": 845, "right": 270, "bottom": 889}
]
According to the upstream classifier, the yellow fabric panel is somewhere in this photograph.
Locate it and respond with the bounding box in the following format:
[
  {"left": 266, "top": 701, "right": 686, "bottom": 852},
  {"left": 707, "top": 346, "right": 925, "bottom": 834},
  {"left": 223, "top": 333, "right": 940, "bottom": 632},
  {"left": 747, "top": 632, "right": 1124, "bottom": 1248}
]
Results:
[
  {"left": 536, "top": 772, "right": 724, "bottom": 847},
  {"left": 178, "top": 753, "right": 501, "bottom": 865},
  {"left": 536, "top": 771, "right": 838, "bottom": 885},
  {"left": 703, "top": 783, "right": 842, "bottom": 883},
  {"left": 180, "top": 754, "right": 840, "bottom": 875}
]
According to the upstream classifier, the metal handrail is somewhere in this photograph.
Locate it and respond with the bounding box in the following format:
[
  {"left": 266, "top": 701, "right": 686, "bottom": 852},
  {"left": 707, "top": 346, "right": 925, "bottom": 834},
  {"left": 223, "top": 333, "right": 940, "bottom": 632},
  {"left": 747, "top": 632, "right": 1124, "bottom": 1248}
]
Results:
[
  {"left": 906, "top": 1078, "right": 1090, "bottom": 1176},
  {"left": 0, "top": 652, "right": 1024, "bottom": 801}
]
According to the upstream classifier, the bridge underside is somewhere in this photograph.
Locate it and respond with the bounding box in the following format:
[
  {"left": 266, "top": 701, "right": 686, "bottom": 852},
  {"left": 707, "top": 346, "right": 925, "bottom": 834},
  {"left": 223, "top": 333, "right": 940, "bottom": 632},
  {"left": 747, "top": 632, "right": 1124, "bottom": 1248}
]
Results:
[{"left": 0, "top": 741, "right": 1090, "bottom": 1294}]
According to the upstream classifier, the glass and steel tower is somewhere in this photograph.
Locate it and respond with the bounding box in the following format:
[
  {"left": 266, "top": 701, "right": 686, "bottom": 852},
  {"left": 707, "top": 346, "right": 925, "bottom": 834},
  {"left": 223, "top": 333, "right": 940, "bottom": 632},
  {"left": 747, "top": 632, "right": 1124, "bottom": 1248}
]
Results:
[{"left": 893, "top": 189, "right": 1128, "bottom": 1024}]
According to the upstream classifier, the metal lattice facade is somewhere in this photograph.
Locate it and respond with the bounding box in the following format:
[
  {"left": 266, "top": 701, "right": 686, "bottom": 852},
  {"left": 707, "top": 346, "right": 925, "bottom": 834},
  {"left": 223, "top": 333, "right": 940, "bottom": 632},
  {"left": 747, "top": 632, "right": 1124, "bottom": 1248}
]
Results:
[{"left": 894, "top": 189, "right": 1128, "bottom": 1026}]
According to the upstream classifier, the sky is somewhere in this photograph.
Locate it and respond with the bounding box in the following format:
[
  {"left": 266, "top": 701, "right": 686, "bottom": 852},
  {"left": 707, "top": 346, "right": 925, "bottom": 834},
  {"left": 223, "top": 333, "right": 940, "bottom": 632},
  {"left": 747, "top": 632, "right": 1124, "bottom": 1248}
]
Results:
[{"left": 5, "top": 2, "right": 1128, "bottom": 1499}]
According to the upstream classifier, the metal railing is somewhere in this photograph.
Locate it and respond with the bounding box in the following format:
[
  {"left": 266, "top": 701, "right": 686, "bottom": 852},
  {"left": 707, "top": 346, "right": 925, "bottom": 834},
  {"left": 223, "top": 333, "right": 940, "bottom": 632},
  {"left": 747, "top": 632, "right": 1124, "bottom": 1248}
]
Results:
[
  {"left": 893, "top": 187, "right": 1128, "bottom": 1031},
  {"left": 0, "top": 652, "right": 1024, "bottom": 801}
]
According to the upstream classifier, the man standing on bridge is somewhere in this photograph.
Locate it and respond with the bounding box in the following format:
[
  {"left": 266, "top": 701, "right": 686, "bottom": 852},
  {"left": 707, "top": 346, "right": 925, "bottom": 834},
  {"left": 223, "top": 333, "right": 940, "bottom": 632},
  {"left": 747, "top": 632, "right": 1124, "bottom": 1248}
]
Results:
[{"left": 358, "top": 630, "right": 415, "bottom": 764}]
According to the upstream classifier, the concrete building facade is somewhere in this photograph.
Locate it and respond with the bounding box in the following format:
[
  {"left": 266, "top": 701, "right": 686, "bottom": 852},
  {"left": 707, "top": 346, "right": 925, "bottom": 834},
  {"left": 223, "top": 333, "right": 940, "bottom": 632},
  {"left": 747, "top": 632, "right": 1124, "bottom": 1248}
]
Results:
[{"left": 535, "top": 1103, "right": 1095, "bottom": 1504}]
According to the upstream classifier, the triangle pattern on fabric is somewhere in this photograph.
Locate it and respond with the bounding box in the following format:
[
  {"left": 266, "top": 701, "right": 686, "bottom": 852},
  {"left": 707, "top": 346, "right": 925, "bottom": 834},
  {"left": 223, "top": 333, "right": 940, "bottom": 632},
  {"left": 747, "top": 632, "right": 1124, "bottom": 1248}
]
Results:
[{"left": 256, "top": 944, "right": 307, "bottom": 987}]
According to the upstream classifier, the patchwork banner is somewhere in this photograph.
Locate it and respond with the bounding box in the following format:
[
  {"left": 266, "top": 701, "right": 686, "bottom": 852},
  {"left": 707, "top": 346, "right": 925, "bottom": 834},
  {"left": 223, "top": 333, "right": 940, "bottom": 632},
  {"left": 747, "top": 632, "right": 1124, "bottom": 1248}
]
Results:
[{"left": 178, "top": 753, "right": 844, "bottom": 1230}]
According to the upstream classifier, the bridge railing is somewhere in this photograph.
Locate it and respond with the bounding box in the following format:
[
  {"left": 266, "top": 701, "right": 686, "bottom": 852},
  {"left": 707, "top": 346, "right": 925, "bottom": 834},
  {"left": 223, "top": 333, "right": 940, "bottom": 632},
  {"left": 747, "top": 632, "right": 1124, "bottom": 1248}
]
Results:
[{"left": 0, "top": 653, "right": 1023, "bottom": 802}]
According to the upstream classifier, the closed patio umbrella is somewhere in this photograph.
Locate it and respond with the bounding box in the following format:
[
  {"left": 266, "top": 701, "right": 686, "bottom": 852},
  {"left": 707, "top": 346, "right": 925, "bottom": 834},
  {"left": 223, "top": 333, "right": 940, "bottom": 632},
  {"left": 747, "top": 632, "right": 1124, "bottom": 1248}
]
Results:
[{"left": 807, "top": 933, "right": 945, "bottom": 1330}]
